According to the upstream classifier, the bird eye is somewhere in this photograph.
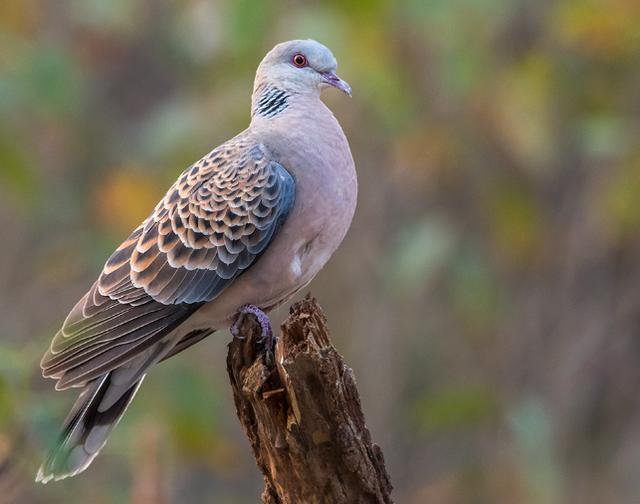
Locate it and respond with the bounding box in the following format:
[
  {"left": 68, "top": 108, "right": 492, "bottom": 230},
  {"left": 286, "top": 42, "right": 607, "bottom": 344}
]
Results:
[{"left": 292, "top": 54, "right": 307, "bottom": 68}]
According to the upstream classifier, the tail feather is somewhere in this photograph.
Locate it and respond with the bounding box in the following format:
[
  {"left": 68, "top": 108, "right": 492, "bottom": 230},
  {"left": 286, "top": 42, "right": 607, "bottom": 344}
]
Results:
[
  {"left": 36, "top": 331, "right": 214, "bottom": 483},
  {"left": 36, "top": 373, "right": 144, "bottom": 483}
]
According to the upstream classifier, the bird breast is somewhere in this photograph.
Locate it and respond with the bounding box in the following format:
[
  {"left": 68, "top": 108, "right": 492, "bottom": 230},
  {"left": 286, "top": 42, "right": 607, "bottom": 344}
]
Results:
[{"left": 188, "top": 100, "right": 357, "bottom": 329}]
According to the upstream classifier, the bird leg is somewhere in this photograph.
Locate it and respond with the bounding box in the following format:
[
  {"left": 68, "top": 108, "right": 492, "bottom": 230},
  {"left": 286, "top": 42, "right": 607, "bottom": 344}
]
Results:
[{"left": 230, "top": 305, "right": 275, "bottom": 354}]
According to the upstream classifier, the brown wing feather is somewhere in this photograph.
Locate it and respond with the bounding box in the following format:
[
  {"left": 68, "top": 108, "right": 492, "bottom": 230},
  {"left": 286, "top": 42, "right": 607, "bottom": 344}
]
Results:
[{"left": 41, "top": 133, "right": 295, "bottom": 389}]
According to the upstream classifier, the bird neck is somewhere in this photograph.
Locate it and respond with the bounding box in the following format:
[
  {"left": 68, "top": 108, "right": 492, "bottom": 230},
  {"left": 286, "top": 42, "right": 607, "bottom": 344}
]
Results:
[
  {"left": 250, "top": 78, "right": 322, "bottom": 121},
  {"left": 251, "top": 83, "right": 292, "bottom": 119}
]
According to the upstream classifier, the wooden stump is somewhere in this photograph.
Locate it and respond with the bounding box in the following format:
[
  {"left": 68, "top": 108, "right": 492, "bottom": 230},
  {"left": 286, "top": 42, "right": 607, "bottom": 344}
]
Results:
[{"left": 226, "top": 297, "right": 393, "bottom": 503}]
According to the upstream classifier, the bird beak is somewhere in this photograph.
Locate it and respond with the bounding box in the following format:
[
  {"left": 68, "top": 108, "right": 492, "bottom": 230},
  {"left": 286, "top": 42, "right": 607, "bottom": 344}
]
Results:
[{"left": 321, "top": 71, "right": 352, "bottom": 97}]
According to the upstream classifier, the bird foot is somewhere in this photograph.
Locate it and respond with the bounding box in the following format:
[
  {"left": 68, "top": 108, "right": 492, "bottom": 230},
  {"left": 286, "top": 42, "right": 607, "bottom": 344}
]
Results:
[{"left": 231, "top": 305, "right": 275, "bottom": 356}]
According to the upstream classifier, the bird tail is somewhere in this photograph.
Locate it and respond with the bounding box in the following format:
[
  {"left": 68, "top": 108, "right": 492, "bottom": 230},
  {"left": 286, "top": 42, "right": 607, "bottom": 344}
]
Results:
[{"left": 35, "top": 372, "right": 144, "bottom": 483}]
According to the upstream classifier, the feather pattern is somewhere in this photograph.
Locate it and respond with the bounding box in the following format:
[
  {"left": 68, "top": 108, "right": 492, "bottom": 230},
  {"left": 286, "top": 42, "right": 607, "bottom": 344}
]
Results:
[
  {"left": 40, "top": 134, "right": 295, "bottom": 390},
  {"left": 253, "top": 86, "right": 290, "bottom": 118}
]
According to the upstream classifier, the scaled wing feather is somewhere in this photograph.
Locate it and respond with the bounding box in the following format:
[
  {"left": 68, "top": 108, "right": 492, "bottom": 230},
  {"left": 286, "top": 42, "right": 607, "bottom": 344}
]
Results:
[{"left": 41, "top": 135, "right": 295, "bottom": 389}]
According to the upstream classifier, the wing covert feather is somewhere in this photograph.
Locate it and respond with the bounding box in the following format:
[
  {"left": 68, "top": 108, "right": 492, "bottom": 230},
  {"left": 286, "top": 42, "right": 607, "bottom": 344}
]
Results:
[{"left": 41, "top": 135, "right": 295, "bottom": 388}]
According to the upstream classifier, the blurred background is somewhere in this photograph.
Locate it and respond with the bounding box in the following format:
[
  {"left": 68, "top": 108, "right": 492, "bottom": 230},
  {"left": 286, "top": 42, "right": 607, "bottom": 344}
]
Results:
[{"left": 1, "top": 0, "right": 640, "bottom": 502}]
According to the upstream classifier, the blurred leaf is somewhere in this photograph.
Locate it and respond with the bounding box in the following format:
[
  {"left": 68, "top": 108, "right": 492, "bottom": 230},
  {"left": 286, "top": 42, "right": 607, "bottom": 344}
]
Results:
[
  {"left": 406, "top": 0, "right": 510, "bottom": 96},
  {"left": 580, "top": 115, "right": 630, "bottom": 159},
  {"left": 68, "top": 0, "right": 139, "bottom": 35},
  {"left": 391, "top": 124, "right": 461, "bottom": 190},
  {"left": 347, "top": 25, "right": 417, "bottom": 131},
  {"left": 93, "top": 166, "right": 165, "bottom": 234},
  {"left": 449, "top": 248, "right": 502, "bottom": 331},
  {"left": 508, "top": 398, "right": 563, "bottom": 504},
  {"left": 0, "top": 0, "right": 37, "bottom": 36},
  {"left": 493, "top": 53, "right": 555, "bottom": 170},
  {"left": 412, "top": 386, "right": 500, "bottom": 433},
  {"left": 387, "top": 217, "right": 456, "bottom": 293},
  {"left": 553, "top": 0, "right": 640, "bottom": 59},
  {"left": 599, "top": 155, "right": 640, "bottom": 238},
  {"left": 0, "top": 375, "right": 13, "bottom": 424},
  {"left": 174, "top": 0, "right": 225, "bottom": 63},
  {"left": 283, "top": 4, "right": 348, "bottom": 48},
  {"left": 0, "top": 345, "right": 27, "bottom": 376},
  {"left": 158, "top": 365, "right": 239, "bottom": 471},
  {"left": 15, "top": 45, "right": 85, "bottom": 117},
  {"left": 139, "top": 100, "right": 198, "bottom": 159},
  {"left": 0, "top": 130, "right": 37, "bottom": 204},
  {"left": 228, "top": 0, "right": 272, "bottom": 59},
  {"left": 487, "top": 180, "right": 544, "bottom": 265}
]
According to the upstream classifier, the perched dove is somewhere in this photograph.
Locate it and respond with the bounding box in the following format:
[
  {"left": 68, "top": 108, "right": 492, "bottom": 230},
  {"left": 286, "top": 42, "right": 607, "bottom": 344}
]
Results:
[{"left": 36, "top": 39, "right": 357, "bottom": 483}]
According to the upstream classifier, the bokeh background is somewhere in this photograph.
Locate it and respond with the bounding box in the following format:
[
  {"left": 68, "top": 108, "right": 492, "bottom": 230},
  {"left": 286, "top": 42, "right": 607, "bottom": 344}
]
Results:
[{"left": 1, "top": 0, "right": 640, "bottom": 502}]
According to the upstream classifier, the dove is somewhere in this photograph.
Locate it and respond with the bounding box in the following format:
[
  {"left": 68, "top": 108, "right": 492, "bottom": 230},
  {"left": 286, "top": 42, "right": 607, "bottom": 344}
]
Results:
[{"left": 36, "top": 39, "right": 357, "bottom": 483}]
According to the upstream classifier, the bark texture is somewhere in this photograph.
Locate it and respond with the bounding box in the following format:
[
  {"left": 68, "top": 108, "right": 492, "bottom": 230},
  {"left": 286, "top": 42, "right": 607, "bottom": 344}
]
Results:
[{"left": 226, "top": 297, "right": 393, "bottom": 504}]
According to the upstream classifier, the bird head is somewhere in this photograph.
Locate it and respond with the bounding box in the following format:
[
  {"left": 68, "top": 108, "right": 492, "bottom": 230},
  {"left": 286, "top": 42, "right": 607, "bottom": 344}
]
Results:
[{"left": 254, "top": 39, "right": 351, "bottom": 98}]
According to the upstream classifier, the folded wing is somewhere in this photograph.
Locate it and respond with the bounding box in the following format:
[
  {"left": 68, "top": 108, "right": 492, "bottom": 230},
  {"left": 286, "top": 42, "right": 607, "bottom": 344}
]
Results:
[{"left": 41, "top": 136, "right": 295, "bottom": 389}]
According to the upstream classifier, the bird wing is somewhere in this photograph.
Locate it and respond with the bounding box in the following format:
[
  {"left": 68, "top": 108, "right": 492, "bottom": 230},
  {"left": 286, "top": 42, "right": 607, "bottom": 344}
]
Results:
[{"left": 41, "top": 135, "right": 296, "bottom": 389}]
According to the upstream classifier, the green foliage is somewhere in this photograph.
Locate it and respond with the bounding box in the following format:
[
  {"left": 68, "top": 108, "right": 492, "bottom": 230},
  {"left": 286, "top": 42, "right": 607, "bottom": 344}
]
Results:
[
  {"left": 0, "top": 130, "right": 37, "bottom": 205},
  {"left": 449, "top": 247, "right": 503, "bottom": 331},
  {"left": 387, "top": 217, "right": 456, "bottom": 292},
  {"left": 164, "top": 366, "right": 223, "bottom": 459},
  {"left": 412, "top": 386, "right": 500, "bottom": 433},
  {"left": 509, "top": 399, "right": 563, "bottom": 504}
]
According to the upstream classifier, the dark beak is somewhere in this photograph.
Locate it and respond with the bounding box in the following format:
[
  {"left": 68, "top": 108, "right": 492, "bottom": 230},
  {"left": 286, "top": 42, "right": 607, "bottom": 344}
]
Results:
[{"left": 321, "top": 71, "right": 352, "bottom": 97}]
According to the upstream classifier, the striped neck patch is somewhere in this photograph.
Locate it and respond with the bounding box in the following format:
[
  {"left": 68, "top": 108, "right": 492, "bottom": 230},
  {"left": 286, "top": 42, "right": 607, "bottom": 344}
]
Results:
[{"left": 253, "top": 87, "right": 290, "bottom": 118}]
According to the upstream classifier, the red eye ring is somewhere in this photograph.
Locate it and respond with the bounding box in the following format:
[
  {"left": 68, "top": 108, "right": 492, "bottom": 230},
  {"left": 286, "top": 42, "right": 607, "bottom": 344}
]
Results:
[{"left": 292, "top": 53, "right": 307, "bottom": 68}]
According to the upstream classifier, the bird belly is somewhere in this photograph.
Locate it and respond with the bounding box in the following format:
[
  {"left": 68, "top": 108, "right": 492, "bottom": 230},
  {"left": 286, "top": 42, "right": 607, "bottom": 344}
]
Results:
[
  {"left": 185, "top": 184, "right": 353, "bottom": 332},
  {"left": 185, "top": 228, "right": 330, "bottom": 329}
]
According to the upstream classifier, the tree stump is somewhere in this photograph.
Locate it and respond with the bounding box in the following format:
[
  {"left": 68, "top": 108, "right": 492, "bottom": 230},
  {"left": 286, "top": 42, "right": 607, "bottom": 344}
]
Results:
[{"left": 226, "top": 297, "right": 393, "bottom": 503}]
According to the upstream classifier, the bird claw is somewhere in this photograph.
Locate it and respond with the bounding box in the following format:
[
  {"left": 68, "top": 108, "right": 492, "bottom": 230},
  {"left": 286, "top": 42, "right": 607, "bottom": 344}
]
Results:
[
  {"left": 231, "top": 305, "right": 276, "bottom": 357},
  {"left": 230, "top": 314, "right": 246, "bottom": 340}
]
